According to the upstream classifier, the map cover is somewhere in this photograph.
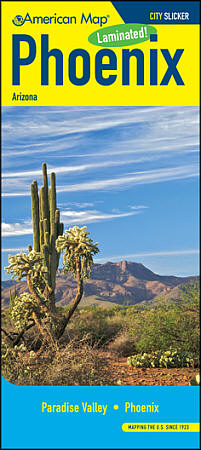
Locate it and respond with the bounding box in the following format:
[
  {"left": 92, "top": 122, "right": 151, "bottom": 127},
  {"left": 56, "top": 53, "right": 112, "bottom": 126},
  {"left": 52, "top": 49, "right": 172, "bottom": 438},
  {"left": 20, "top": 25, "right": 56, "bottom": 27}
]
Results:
[{"left": 1, "top": 1, "right": 200, "bottom": 449}]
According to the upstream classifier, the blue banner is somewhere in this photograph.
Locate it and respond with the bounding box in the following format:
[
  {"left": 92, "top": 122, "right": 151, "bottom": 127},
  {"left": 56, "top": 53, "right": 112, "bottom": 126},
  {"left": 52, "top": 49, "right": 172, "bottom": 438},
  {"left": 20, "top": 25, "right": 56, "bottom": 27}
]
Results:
[
  {"left": 112, "top": 1, "right": 200, "bottom": 24},
  {"left": 1, "top": 377, "right": 200, "bottom": 449}
]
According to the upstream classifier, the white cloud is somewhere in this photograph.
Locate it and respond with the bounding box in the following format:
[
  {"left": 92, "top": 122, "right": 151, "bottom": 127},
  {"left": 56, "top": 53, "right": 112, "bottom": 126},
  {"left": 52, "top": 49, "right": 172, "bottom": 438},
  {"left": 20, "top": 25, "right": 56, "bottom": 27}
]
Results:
[
  {"left": 58, "top": 202, "right": 95, "bottom": 209},
  {"left": 94, "top": 249, "right": 200, "bottom": 263},
  {"left": 2, "top": 107, "right": 199, "bottom": 168},
  {"left": 130, "top": 205, "right": 148, "bottom": 210},
  {"left": 56, "top": 164, "right": 198, "bottom": 193},
  {"left": 2, "top": 157, "right": 155, "bottom": 179},
  {"left": 2, "top": 221, "right": 32, "bottom": 237},
  {"left": 2, "top": 106, "right": 199, "bottom": 199},
  {"left": 2, "top": 107, "right": 199, "bottom": 144},
  {"left": 60, "top": 208, "right": 142, "bottom": 225},
  {"left": 2, "top": 164, "right": 198, "bottom": 197},
  {"left": 2, "top": 192, "right": 30, "bottom": 197},
  {"left": 2, "top": 247, "right": 28, "bottom": 253},
  {"left": 1, "top": 205, "right": 147, "bottom": 236}
]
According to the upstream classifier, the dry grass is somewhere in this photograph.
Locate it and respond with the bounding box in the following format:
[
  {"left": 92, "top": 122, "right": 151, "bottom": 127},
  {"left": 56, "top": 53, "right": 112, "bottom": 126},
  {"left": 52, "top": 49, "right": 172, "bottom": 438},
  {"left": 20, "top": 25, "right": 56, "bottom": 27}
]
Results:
[
  {"left": 1, "top": 334, "right": 113, "bottom": 386},
  {"left": 108, "top": 331, "right": 136, "bottom": 356}
]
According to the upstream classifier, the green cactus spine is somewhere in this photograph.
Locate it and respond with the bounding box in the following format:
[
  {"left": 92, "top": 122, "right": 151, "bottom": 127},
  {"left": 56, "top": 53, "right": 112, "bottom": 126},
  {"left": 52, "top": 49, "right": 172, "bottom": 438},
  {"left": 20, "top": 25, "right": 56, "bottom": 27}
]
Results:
[{"left": 30, "top": 163, "right": 63, "bottom": 310}]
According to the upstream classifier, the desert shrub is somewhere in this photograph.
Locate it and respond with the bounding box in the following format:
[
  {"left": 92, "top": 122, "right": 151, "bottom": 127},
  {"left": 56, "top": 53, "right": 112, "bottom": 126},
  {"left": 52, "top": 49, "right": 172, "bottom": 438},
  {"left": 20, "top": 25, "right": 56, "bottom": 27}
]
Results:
[
  {"left": 40, "top": 341, "right": 111, "bottom": 385},
  {"left": 2, "top": 283, "right": 199, "bottom": 385},
  {"left": 127, "top": 348, "right": 198, "bottom": 369},
  {"left": 68, "top": 307, "right": 122, "bottom": 346},
  {"left": 9, "top": 292, "right": 43, "bottom": 330},
  {"left": 63, "top": 283, "right": 200, "bottom": 357},
  {"left": 1, "top": 335, "right": 114, "bottom": 386},
  {"left": 1, "top": 308, "right": 12, "bottom": 325},
  {"left": 180, "top": 281, "right": 200, "bottom": 311},
  {"left": 1, "top": 340, "right": 29, "bottom": 383},
  {"left": 108, "top": 331, "right": 136, "bottom": 356},
  {"left": 127, "top": 285, "right": 200, "bottom": 356}
]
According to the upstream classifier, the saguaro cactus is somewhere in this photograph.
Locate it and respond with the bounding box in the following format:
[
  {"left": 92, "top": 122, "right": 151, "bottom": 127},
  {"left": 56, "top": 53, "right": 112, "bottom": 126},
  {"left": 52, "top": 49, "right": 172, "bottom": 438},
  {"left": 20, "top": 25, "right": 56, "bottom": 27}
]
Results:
[
  {"left": 5, "top": 164, "right": 99, "bottom": 347},
  {"left": 30, "top": 163, "right": 63, "bottom": 310}
]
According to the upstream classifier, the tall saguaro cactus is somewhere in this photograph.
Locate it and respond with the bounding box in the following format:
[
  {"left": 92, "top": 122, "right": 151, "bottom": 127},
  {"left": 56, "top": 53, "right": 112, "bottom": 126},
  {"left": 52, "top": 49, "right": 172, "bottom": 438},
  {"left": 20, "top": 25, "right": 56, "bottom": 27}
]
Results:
[
  {"left": 5, "top": 163, "right": 99, "bottom": 348},
  {"left": 30, "top": 163, "right": 63, "bottom": 310}
]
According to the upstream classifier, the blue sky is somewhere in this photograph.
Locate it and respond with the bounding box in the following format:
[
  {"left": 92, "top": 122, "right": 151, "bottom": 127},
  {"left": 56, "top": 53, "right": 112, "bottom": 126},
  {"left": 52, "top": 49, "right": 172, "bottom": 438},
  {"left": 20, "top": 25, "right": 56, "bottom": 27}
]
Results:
[{"left": 2, "top": 106, "right": 199, "bottom": 280}]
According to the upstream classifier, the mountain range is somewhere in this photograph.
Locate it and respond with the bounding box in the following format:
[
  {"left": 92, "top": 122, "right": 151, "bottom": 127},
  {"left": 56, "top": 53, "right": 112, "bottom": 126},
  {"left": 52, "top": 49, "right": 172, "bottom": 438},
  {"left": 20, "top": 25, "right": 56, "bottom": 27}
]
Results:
[{"left": 1, "top": 261, "right": 199, "bottom": 308}]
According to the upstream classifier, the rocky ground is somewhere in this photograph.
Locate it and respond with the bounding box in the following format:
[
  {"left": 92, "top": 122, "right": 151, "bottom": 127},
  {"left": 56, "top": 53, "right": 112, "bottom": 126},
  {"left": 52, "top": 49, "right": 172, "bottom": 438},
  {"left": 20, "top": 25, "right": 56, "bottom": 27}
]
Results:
[{"left": 100, "top": 351, "right": 199, "bottom": 386}]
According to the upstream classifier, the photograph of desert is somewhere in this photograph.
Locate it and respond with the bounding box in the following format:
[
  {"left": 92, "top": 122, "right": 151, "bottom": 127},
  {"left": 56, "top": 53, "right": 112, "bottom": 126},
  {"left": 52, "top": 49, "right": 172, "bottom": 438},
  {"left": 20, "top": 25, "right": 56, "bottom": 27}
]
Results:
[{"left": 1, "top": 106, "right": 200, "bottom": 386}]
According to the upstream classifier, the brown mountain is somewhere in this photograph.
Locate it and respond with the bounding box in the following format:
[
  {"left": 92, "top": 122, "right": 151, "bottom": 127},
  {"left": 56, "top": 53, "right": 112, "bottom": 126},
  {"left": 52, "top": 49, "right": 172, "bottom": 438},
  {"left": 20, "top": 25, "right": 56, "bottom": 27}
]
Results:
[{"left": 1, "top": 261, "right": 199, "bottom": 308}]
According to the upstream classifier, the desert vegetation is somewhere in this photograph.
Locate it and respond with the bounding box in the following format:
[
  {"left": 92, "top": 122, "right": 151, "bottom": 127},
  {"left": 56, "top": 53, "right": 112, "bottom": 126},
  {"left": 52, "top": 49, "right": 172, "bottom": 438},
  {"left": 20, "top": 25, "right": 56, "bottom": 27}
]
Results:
[
  {"left": 1, "top": 282, "right": 200, "bottom": 385},
  {"left": 1, "top": 164, "right": 200, "bottom": 386},
  {"left": 2, "top": 164, "right": 98, "bottom": 348}
]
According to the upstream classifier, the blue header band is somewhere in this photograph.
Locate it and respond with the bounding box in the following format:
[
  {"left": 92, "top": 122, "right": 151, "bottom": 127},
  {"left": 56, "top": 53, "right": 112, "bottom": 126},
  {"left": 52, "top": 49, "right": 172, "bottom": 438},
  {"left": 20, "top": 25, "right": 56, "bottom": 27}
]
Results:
[{"left": 112, "top": 1, "right": 200, "bottom": 24}]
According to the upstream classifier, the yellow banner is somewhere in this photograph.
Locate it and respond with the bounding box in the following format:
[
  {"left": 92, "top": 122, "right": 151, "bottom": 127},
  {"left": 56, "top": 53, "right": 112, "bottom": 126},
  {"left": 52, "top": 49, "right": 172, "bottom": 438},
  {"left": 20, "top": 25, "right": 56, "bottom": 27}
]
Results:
[
  {"left": 1, "top": 1, "right": 200, "bottom": 106},
  {"left": 122, "top": 423, "right": 200, "bottom": 432}
]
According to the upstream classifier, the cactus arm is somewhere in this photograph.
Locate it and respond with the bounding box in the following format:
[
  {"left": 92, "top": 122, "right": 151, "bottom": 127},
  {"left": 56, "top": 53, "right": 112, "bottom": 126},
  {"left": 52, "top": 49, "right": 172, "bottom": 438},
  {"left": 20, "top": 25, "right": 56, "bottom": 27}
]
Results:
[
  {"left": 42, "top": 162, "right": 48, "bottom": 190},
  {"left": 42, "top": 163, "right": 50, "bottom": 231},
  {"left": 31, "top": 181, "right": 40, "bottom": 252},
  {"left": 48, "top": 173, "right": 57, "bottom": 290},
  {"left": 29, "top": 164, "right": 64, "bottom": 310},
  {"left": 42, "top": 244, "right": 51, "bottom": 286},
  {"left": 49, "top": 172, "right": 56, "bottom": 236},
  {"left": 39, "top": 220, "right": 44, "bottom": 249},
  {"left": 41, "top": 186, "right": 49, "bottom": 223},
  {"left": 58, "top": 222, "right": 64, "bottom": 236}
]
